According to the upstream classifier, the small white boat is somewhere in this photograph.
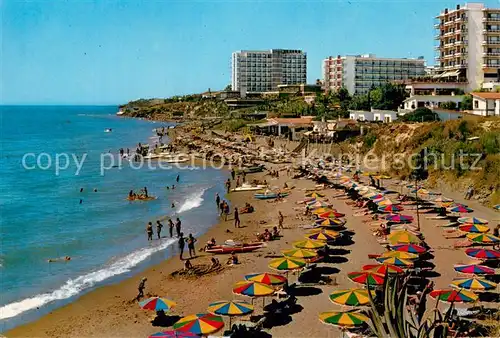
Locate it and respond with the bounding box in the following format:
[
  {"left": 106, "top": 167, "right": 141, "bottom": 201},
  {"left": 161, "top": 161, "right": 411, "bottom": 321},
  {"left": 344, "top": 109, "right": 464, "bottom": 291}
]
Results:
[
  {"left": 231, "top": 183, "right": 267, "bottom": 192},
  {"left": 104, "top": 128, "right": 112, "bottom": 133},
  {"left": 160, "top": 154, "right": 190, "bottom": 163},
  {"left": 116, "top": 111, "right": 124, "bottom": 115}
]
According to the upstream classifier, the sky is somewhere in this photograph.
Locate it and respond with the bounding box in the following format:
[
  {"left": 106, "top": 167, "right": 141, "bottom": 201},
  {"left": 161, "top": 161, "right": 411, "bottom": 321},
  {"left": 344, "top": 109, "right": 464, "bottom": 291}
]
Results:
[{"left": 2, "top": 0, "right": 500, "bottom": 105}]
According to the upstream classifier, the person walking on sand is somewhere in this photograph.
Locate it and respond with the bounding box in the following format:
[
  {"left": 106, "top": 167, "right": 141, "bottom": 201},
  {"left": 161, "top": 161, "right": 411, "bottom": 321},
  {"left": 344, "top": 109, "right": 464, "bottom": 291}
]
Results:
[
  {"left": 146, "top": 222, "right": 153, "bottom": 241},
  {"left": 187, "top": 234, "right": 197, "bottom": 258},
  {"left": 234, "top": 207, "right": 240, "bottom": 228},
  {"left": 224, "top": 202, "right": 230, "bottom": 221},
  {"left": 156, "top": 220, "right": 163, "bottom": 239},
  {"left": 175, "top": 218, "right": 182, "bottom": 237},
  {"left": 178, "top": 233, "right": 185, "bottom": 260},
  {"left": 216, "top": 193, "right": 220, "bottom": 209},
  {"left": 225, "top": 178, "right": 231, "bottom": 193},
  {"left": 278, "top": 211, "right": 284, "bottom": 230},
  {"left": 168, "top": 219, "right": 174, "bottom": 238},
  {"left": 236, "top": 175, "right": 241, "bottom": 187},
  {"left": 136, "top": 277, "right": 147, "bottom": 301},
  {"left": 220, "top": 200, "right": 226, "bottom": 217}
]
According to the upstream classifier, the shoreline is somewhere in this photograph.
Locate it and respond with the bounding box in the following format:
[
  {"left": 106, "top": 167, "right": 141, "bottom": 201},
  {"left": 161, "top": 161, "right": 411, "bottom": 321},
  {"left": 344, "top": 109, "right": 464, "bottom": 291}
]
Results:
[{"left": 5, "top": 123, "right": 500, "bottom": 337}]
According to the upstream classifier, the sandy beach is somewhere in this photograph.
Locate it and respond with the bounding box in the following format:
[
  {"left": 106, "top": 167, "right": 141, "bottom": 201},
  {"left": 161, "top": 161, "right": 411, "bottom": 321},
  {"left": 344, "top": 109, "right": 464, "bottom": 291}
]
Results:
[{"left": 5, "top": 130, "right": 500, "bottom": 338}]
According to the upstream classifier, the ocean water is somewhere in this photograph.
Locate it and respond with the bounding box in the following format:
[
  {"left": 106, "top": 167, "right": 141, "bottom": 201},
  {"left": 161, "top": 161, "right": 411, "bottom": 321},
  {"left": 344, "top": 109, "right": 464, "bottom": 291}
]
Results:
[{"left": 0, "top": 106, "right": 227, "bottom": 330}]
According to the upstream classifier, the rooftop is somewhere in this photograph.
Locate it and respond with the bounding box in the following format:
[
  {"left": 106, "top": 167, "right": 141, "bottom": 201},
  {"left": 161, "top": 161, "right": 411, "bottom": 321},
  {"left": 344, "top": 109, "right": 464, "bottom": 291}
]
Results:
[{"left": 471, "top": 92, "right": 500, "bottom": 100}]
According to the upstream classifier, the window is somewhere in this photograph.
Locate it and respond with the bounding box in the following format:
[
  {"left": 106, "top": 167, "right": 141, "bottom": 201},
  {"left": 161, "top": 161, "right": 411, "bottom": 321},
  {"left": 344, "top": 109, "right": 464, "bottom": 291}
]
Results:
[{"left": 474, "top": 100, "right": 479, "bottom": 108}]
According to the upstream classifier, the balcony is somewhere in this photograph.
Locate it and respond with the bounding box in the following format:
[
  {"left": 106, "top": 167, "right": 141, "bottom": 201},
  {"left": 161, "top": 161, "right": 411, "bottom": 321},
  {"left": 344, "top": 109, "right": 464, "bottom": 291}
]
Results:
[
  {"left": 483, "top": 52, "right": 500, "bottom": 57},
  {"left": 443, "top": 31, "right": 455, "bottom": 37},
  {"left": 484, "top": 29, "right": 500, "bottom": 34},
  {"left": 483, "top": 17, "right": 500, "bottom": 22},
  {"left": 455, "top": 40, "right": 465, "bottom": 46},
  {"left": 484, "top": 40, "right": 500, "bottom": 45}
]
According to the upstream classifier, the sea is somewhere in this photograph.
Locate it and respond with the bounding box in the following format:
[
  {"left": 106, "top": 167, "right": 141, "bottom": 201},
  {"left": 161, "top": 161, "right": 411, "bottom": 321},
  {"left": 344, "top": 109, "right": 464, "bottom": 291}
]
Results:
[{"left": 0, "top": 106, "right": 227, "bottom": 331}]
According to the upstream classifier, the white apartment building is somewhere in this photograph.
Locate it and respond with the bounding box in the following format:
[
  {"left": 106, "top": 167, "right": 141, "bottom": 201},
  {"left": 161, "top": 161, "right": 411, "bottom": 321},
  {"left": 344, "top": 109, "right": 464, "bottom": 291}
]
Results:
[
  {"left": 322, "top": 54, "right": 426, "bottom": 95},
  {"left": 231, "top": 49, "right": 307, "bottom": 96},
  {"left": 435, "top": 3, "right": 500, "bottom": 91}
]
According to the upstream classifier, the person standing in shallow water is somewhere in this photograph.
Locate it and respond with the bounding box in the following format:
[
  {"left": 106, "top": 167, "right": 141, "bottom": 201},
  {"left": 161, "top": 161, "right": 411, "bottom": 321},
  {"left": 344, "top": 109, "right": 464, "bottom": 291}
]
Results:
[
  {"left": 156, "top": 220, "right": 163, "bottom": 239},
  {"left": 215, "top": 193, "right": 220, "bottom": 209},
  {"left": 225, "top": 179, "right": 231, "bottom": 193},
  {"left": 146, "top": 222, "right": 153, "bottom": 241},
  {"left": 168, "top": 219, "right": 174, "bottom": 237},
  {"left": 175, "top": 218, "right": 182, "bottom": 237}
]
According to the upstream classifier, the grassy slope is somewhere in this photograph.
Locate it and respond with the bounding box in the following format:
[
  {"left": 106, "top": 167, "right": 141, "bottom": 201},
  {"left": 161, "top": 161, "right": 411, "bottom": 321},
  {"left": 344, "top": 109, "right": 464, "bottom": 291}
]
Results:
[{"left": 335, "top": 117, "right": 500, "bottom": 205}]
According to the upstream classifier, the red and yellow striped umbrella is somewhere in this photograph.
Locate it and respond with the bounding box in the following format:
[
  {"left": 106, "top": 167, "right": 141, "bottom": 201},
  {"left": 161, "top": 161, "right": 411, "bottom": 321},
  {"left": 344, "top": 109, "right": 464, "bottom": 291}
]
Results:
[
  {"left": 173, "top": 313, "right": 224, "bottom": 335},
  {"left": 430, "top": 289, "right": 478, "bottom": 303},
  {"left": 362, "top": 264, "right": 404, "bottom": 274},
  {"left": 244, "top": 273, "right": 287, "bottom": 285},
  {"left": 347, "top": 271, "right": 385, "bottom": 286},
  {"left": 380, "top": 251, "right": 418, "bottom": 260}
]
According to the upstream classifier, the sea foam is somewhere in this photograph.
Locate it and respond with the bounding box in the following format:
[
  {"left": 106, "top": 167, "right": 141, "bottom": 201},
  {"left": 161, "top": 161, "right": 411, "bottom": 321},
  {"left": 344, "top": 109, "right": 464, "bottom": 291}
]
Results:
[
  {"left": 0, "top": 238, "right": 176, "bottom": 320},
  {"left": 177, "top": 188, "right": 207, "bottom": 213}
]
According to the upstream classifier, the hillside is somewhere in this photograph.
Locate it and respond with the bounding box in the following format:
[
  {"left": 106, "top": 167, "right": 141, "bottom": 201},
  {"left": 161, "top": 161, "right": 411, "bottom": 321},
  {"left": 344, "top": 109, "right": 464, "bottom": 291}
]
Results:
[
  {"left": 119, "top": 97, "right": 229, "bottom": 120},
  {"left": 330, "top": 117, "right": 500, "bottom": 205}
]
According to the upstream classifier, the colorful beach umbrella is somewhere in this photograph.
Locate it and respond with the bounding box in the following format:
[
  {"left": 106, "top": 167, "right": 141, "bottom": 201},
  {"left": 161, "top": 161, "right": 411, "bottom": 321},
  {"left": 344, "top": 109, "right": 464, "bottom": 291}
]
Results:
[
  {"left": 466, "top": 233, "right": 499, "bottom": 244},
  {"left": 315, "top": 218, "right": 345, "bottom": 227},
  {"left": 268, "top": 257, "right": 307, "bottom": 271},
  {"left": 306, "top": 192, "right": 325, "bottom": 198},
  {"left": 318, "top": 210, "right": 345, "bottom": 218},
  {"left": 293, "top": 239, "right": 326, "bottom": 250},
  {"left": 377, "top": 199, "right": 400, "bottom": 206},
  {"left": 430, "top": 289, "right": 478, "bottom": 303},
  {"left": 458, "top": 217, "right": 488, "bottom": 225},
  {"left": 387, "top": 230, "right": 421, "bottom": 244},
  {"left": 434, "top": 196, "right": 454, "bottom": 203},
  {"left": 380, "top": 251, "right": 419, "bottom": 260},
  {"left": 465, "top": 248, "right": 500, "bottom": 260},
  {"left": 362, "top": 264, "right": 404, "bottom": 274},
  {"left": 450, "top": 277, "right": 497, "bottom": 291},
  {"left": 306, "top": 231, "right": 340, "bottom": 242},
  {"left": 453, "top": 264, "right": 495, "bottom": 275},
  {"left": 375, "top": 256, "right": 414, "bottom": 267},
  {"left": 329, "top": 289, "right": 375, "bottom": 306},
  {"left": 282, "top": 248, "right": 318, "bottom": 260},
  {"left": 448, "top": 205, "right": 473, "bottom": 213},
  {"left": 244, "top": 272, "right": 287, "bottom": 285},
  {"left": 390, "top": 244, "right": 427, "bottom": 254},
  {"left": 312, "top": 207, "right": 332, "bottom": 215},
  {"left": 347, "top": 271, "right": 385, "bottom": 286},
  {"left": 232, "top": 281, "right": 275, "bottom": 297},
  {"left": 307, "top": 201, "right": 331, "bottom": 209},
  {"left": 149, "top": 331, "right": 198, "bottom": 338},
  {"left": 139, "top": 297, "right": 176, "bottom": 312},
  {"left": 319, "top": 311, "right": 369, "bottom": 327},
  {"left": 368, "top": 194, "right": 385, "bottom": 200},
  {"left": 378, "top": 205, "right": 404, "bottom": 213},
  {"left": 385, "top": 214, "right": 414, "bottom": 223},
  {"left": 458, "top": 223, "right": 490, "bottom": 233},
  {"left": 173, "top": 313, "right": 224, "bottom": 336},
  {"left": 207, "top": 300, "right": 254, "bottom": 316}
]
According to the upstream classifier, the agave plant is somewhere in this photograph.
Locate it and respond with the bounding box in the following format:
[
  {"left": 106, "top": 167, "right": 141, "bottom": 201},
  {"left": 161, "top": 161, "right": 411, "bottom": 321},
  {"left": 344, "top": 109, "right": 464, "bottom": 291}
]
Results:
[{"left": 365, "top": 273, "right": 455, "bottom": 338}]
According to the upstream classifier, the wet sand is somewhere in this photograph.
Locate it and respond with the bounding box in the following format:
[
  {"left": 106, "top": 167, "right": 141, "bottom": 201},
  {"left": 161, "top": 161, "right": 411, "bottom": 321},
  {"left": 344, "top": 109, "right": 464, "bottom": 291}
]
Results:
[{"left": 6, "top": 163, "right": 499, "bottom": 337}]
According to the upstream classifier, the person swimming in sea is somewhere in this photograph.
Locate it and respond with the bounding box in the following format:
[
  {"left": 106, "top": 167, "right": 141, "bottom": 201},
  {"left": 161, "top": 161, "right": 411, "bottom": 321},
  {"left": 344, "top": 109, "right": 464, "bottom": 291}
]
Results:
[
  {"left": 48, "top": 256, "right": 71, "bottom": 263},
  {"left": 171, "top": 202, "right": 175, "bottom": 208}
]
